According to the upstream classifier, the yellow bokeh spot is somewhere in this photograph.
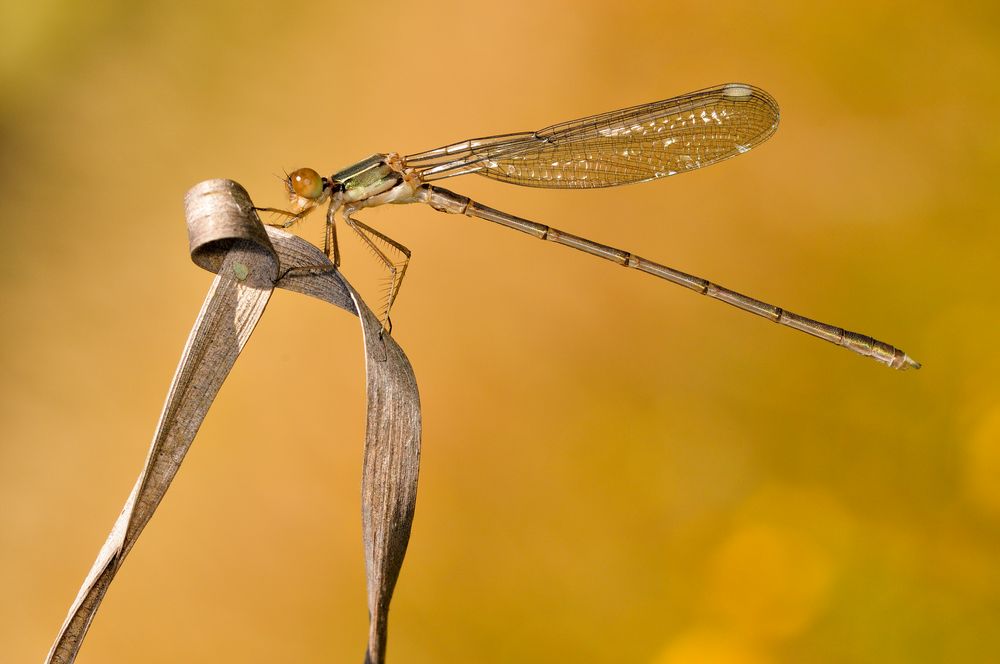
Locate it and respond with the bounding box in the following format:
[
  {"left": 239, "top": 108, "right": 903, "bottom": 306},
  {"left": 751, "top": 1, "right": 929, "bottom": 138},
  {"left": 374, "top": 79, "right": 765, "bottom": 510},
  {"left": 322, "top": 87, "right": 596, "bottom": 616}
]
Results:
[
  {"left": 704, "top": 523, "right": 834, "bottom": 641},
  {"left": 964, "top": 404, "right": 1000, "bottom": 517},
  {"left": 653, "top": 629, "right": 771, "bottom": 664}
]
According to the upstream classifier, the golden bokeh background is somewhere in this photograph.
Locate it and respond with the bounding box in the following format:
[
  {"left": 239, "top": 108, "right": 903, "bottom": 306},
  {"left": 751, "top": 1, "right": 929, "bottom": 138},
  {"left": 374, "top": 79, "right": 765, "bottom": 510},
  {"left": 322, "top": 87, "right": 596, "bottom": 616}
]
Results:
[{"left": 2, "top": 1, "right": 998, "bottom": 662}]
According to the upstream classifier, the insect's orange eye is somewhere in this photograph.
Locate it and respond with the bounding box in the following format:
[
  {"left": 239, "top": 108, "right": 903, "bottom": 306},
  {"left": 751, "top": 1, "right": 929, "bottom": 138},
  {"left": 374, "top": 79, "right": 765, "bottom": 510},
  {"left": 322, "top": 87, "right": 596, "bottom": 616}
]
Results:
[{"left": 289, "top": 168, "right": 324, "bottom": 199}]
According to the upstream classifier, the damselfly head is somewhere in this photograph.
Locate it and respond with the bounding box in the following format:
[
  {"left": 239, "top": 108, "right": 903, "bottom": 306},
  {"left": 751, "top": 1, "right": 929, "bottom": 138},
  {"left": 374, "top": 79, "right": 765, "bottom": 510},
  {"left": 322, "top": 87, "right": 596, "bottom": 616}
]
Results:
[{"left": 287, "top": 167, "right": 325, "bottom": 200}]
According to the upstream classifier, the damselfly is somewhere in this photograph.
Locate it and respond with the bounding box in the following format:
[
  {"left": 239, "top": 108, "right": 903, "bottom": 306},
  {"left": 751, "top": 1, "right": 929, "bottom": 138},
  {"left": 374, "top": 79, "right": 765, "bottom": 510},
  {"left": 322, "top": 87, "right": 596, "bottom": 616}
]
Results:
[{"left": 259, "top": 83, "right": 919, "bottom": 370}]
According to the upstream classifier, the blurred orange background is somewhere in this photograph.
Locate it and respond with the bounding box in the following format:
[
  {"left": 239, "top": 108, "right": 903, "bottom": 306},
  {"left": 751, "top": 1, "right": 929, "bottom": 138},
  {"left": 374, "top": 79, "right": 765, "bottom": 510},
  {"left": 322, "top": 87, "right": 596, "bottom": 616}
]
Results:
[{"left": 2, "top": 1, "right": 998, "bottom": 662}]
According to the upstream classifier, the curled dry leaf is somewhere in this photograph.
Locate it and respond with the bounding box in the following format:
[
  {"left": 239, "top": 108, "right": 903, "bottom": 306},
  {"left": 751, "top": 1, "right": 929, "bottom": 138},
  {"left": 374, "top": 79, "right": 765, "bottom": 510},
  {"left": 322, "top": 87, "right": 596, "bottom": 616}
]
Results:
[{"left": 46, "top": 179, "right": 421, "bottom": 664}]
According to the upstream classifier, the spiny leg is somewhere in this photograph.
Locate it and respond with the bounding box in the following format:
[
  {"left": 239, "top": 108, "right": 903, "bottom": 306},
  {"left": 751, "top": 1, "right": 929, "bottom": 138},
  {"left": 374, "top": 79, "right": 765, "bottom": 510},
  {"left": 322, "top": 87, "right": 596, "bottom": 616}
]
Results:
[
  {"left": 344, "top": 212, "right": 412, "bottom": 333},
  {"left": 324, "top": 200, "right": 341, "bottom": 267},
  {"left": 255, "top": 206, "right": 306, "bottom": 229},
  {"left": 256, "top": 204, "right": 338, "bottom": 281},
  {"left": 349, "top": 217, "right": 412, "bottom": 318}
]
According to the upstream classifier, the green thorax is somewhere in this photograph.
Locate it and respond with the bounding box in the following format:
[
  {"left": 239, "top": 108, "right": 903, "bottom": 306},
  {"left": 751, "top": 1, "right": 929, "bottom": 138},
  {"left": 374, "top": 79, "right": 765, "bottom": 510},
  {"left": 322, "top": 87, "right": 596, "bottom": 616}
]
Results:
[{"left": 332, "top": 154, "right": 401, "bottom": 203}]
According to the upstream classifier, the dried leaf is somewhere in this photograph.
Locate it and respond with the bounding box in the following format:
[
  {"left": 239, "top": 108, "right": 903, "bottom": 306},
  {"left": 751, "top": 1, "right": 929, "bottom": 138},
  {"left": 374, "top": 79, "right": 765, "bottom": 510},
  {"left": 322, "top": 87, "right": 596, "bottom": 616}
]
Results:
[{"left": 46, "top": 180, "right": 421, "bottom": 664}]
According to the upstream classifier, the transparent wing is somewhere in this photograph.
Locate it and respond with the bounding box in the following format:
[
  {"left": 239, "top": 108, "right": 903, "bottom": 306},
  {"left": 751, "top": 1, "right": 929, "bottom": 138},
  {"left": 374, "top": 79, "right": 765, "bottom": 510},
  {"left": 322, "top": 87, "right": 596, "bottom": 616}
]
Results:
[{"left": 404, "top": 83, "right": 779, "bottom": 189}]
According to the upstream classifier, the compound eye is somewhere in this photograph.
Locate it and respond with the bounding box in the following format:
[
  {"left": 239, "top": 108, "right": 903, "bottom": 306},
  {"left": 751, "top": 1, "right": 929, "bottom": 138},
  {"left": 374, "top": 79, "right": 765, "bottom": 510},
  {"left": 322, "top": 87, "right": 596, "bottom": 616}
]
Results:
[{"left": 289, "top": 167, "right": 324, "bottom": 199}]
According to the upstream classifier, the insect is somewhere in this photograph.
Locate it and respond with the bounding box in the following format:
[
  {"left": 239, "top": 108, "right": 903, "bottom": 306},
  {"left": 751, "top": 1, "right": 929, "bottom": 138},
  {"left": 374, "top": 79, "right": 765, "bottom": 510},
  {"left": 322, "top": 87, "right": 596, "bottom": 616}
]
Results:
[{"left": 259, "top": 83, "right": 919, "bottom": 370}]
